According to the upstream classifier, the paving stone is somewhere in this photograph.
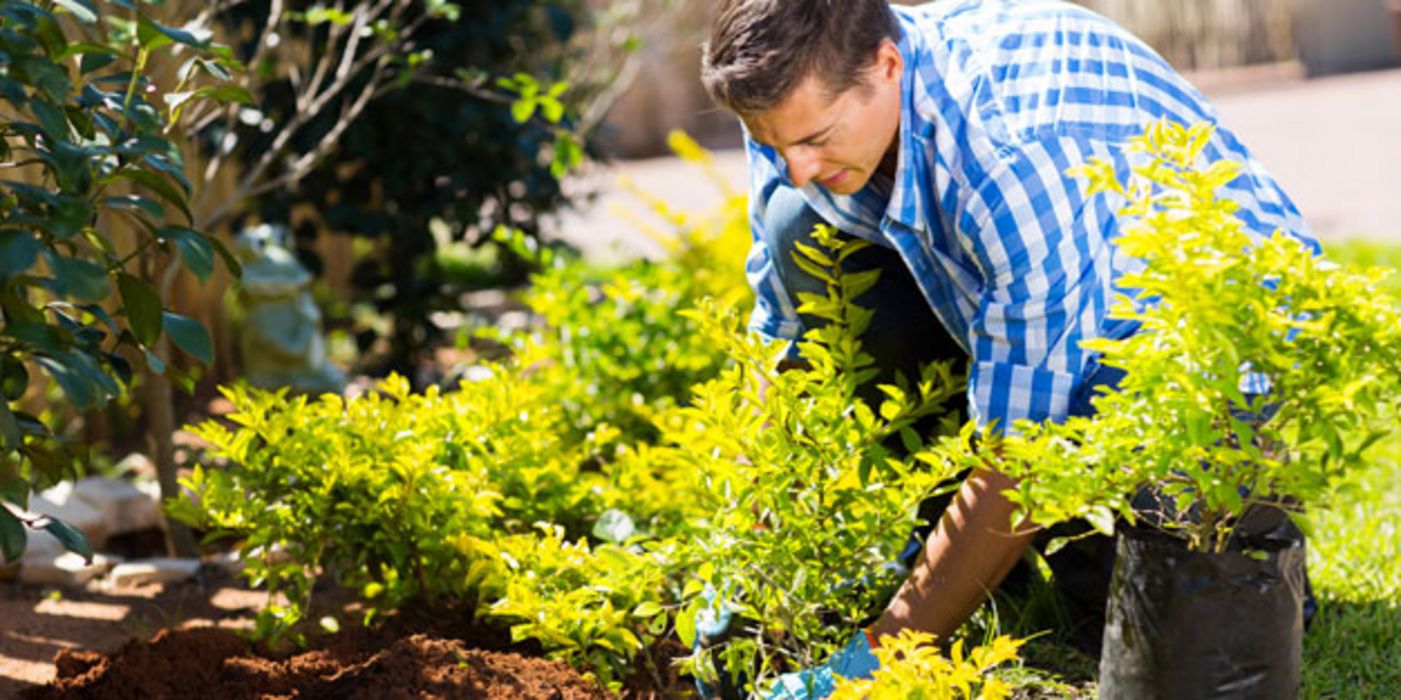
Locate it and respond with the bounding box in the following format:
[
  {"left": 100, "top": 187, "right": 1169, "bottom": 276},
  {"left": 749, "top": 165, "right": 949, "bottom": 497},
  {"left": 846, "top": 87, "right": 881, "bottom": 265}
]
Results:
[
  {"left": 22, "top": 527, "right": 65, "bottom": 558},
  {"left": 72, "top": 477, "right": 161, "bottom": 536},
  {"left": 18, "top": 552, "right": 119, "bottom": 587},
  {"left": 210, "top": 550, "right": 244, "bottom": 576},
  {"left": 33, "top": 483, "right": 109, "bottom": 549},
  {"left": 107, "top": 558, "right": 202, "bottom": 587},
  {"left": 212, "top": 545, "right": 291, "bottom": 577}
]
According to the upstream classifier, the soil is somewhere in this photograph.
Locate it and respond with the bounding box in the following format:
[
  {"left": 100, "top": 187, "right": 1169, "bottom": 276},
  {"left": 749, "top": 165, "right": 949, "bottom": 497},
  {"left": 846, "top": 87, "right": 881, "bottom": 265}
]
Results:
[
  {"left": 1, "top": 574, "right": 638, "bottom": 699},
  {"left": 27, "top": 628, "right": 608, "bottom": 700}
]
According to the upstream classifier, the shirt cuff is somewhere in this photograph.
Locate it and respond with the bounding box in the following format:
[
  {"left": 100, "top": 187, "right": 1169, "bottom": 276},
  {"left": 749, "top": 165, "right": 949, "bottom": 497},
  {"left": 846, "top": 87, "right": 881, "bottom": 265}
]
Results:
[{"left": 969, "top": 360, "right": 1079, "bottom": 436}]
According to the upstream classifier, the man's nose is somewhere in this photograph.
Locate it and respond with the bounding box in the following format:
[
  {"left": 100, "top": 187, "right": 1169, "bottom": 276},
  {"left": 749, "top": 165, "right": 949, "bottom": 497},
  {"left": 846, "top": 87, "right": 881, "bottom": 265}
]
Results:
[{"left": 784, "top": 147, "right": 822, "bottom": 189}]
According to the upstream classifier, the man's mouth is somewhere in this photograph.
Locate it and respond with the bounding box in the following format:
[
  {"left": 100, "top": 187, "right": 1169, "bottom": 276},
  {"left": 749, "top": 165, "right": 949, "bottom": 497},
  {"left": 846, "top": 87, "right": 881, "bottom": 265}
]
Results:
[{"left": 820, "top": 170, "right": 848, "bottom": 188}]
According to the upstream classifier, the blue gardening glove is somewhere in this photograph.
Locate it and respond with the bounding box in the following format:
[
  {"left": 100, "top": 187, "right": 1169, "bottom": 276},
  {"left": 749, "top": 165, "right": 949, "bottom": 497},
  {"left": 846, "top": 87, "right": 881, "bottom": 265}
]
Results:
[
  {"left": 693, "top": 583, "right": 738, "bottom": 699},
  {"left": 766, "top": 629, "right": 880, "bottom": 700}
]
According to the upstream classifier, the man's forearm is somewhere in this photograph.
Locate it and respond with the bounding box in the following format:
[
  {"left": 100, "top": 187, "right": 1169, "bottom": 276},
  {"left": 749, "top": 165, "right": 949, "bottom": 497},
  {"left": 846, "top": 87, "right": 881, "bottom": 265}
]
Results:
[{"left": 869, "top": 467, "right": 1034, "bottom": 643}]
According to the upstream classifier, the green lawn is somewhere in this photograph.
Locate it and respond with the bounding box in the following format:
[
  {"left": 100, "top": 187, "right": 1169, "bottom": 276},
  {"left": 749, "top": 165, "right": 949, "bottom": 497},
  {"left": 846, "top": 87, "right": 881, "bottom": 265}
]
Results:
[{"left": 1301, "top": 239, "right": 1401, "bottom": 699}]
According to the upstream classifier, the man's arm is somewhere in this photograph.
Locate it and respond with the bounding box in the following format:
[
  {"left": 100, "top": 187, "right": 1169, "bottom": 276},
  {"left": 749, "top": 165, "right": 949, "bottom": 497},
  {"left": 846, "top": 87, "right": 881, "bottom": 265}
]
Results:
[{"left": 868, "top": 466, "right": 1034, "bottom": 643}]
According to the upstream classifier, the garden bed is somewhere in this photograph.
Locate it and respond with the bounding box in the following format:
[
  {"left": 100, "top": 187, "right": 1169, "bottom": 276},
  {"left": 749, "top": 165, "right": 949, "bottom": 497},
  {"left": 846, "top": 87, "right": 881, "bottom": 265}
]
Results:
[
  {"left": 29, "top": 628, "right": 607, "bottom": 700},
  {"left": 3, "top": 574, "right": 676, "bottom": 700}
]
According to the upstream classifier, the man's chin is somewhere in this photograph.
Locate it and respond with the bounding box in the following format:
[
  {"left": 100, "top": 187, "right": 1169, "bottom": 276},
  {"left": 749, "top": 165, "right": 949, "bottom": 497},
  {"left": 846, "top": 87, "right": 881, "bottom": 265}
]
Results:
[{"left": 823, "top": 175, "right": 868, "bottom": 195}]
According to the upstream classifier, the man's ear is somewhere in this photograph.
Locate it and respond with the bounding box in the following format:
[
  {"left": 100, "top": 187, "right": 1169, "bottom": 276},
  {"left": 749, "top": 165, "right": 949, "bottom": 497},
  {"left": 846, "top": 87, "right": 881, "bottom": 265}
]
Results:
[{"left": 873, "top": 38, "right": 903, "bottom": 86}]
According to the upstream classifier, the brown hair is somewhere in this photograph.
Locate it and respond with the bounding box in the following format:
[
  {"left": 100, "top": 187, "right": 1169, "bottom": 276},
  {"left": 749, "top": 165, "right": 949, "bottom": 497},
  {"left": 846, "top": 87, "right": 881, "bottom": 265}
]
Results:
[{"left": 701, "top": 0, "right": 901, "bottom": 116}]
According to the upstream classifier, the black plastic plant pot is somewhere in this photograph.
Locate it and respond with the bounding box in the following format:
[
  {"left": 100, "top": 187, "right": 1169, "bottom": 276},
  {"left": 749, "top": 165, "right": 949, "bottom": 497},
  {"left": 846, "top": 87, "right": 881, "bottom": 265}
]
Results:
[{"left": 1098, "top": 526, "right": 1306, "bottom": 699}]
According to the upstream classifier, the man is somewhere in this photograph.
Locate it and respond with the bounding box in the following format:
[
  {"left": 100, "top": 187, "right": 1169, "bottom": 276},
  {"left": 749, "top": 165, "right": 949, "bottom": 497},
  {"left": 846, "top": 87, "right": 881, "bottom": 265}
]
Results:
[{"left": 699, "top": 0, "right": 1317, "bottom": 697}]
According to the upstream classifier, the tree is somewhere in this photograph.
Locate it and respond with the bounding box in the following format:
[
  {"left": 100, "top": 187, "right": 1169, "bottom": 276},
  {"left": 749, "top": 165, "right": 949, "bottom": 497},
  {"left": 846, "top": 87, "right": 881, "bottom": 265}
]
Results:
[{"left": 0, "top": 0, "right": 244, "bottom": 560}]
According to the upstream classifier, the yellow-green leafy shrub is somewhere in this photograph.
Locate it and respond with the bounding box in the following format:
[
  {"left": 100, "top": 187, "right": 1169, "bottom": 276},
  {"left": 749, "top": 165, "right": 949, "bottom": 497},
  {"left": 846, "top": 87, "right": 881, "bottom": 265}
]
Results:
[
  {"left": 492, "top": 130, "right": 751, "bottom": 452},
  {"left": 829, "top": 631, "right": 1024, "bottom": 700},
  {"left": 480, "top": 525, "right": 674, "bottom": 692},
  {"left": 668, "top": 227, "right": 967, "bottom": 694},
  {"left": 171, "top": 371, "right": 605, "bottom": 640},
  {"left": 988, "top": 120, "right": 1401, "bottom": 552}
]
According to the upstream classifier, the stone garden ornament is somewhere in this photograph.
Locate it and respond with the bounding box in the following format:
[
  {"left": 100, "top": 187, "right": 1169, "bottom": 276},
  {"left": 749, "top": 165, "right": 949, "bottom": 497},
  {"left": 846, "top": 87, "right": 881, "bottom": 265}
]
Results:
[{"left": 234, "top": 224, "right": 346, "bottom": 394}]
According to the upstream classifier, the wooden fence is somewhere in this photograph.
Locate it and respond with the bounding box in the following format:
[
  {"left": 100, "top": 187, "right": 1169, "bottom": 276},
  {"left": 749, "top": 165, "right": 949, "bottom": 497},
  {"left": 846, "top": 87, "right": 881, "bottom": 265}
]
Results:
[{"left": 1074, "top": 0, "right": 1300, "bottom": 70}]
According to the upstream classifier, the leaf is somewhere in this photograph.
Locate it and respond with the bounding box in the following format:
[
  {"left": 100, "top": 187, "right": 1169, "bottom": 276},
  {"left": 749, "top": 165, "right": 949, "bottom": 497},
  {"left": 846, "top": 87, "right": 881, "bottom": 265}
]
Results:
[
  {"left": 136, "top": 18, "right": 208, "bottom": 51},
  {"left": 0, "top": 400, "right": 21, "bottom": 454},
  {"left": 35, "top": 352, "right": 109, "bottom": 410},
  {"left": 0, "top": 356, "right": 29, "bottom": 402},
  {"left": 163, "top": 312, "right": 213, "bottom": 364},
  {"left": 193, "top": 83, "right": 254, "bottom": 106},
  {"left": 117, "top": 274, "right": 162, "bottom": 346},
  {"left": 1085, "top": 505, "right": 1116, "bottom": 537},
  {"left": 46, "top": 254, "right": 111, "bottom": 301},
  {"left": 104, "top": 195, "right": 165, "bottom": 221},
  {"left": 676, "top": 598, "right": 699, "bottom": 649},
  {"left": 0, "top": 507, "right": 25, "bottom": 563},
  {"left": 143, "top": 154, "right": 191, "bottom": 195},
  {"left": 632, "top": 601, "right": 662, "bottom": 618},
  {"left": 52, "top": 0, "right": 97, "bottom": 24},
  {"left": 30, "top": 99, "right": 70, "bottom": 140},
  {"left": 0, "top": 476, "right": 26, "bottom": 509},
  {"left": 119, "top": 170, "right": 192, "bottom": 224},
  {"left": 80, "top": 51, "right": 118, "bottom": 75},
  {"left": 160, "top": 226, "right": 215, "bottom": 283},
  {"left": 143, "top": 349, "right": 166, "bottom": 375},
  {"left": 210, "top": 235, "right": 243, "bottom": 279},
  {"left": 42, "top": 517, "right": 93, "bottom": 563},
  {"left": 510, "top": 98, "right": 536, "bottom": 124},
  {"left": 0, "top": 231, "right": 42, "bottom": 279}
]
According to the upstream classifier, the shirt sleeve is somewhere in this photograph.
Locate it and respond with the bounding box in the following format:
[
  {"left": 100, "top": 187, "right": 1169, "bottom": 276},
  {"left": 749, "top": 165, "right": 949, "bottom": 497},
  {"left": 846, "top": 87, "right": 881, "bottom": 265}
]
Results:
[
  {"left": 961, "top": 135, "right": 1124, "bottom": 435},
  {"left": 743, "top": 137, "right": 805, "bottom": 345}
]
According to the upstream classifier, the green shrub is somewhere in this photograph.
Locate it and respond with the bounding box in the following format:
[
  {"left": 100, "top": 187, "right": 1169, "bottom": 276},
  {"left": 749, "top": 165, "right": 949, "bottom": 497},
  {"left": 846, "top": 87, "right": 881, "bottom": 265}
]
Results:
[
  {"left": 666, "top": 226, "right": 967, "bottom": 695},
  {"left": 172, "top": 141, "right": 747, "bottom": 647},
  {"left": 490, "top": 131, "right": 751, "bottom": 450},
  {"left": 1, "top": 0, "right": 240, "bottom": 561},
  {"left": 828, "top": 630, "right": 1024, "bottom": 700},
  {"left": 483, "top": 525, "right": 674, "bottom": 692},
  {"left": 170, "top": 371, "right": 605, "bottom": 641},
  {"left": 987, "top": 120, "right": 1401, "bottom": 553}
]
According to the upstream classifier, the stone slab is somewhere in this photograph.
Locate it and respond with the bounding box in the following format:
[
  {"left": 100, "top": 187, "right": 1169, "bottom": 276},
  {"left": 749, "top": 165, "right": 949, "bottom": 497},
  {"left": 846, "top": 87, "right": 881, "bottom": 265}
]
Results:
[
  {"left": 18, "top": 552, "right": 119, "bottom": 588},
  {"left": 71, "top": 477, "right": 161, "bottom": 536},
  {"left": 106, "top": 558, "right": 202, "bottom": 587}
]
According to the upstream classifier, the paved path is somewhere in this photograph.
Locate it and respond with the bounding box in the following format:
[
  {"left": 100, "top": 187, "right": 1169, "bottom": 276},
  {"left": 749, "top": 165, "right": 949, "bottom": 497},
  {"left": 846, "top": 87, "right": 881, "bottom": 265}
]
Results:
[{"left": 550, "top": 67, "right": 1401, "bottom": 262}]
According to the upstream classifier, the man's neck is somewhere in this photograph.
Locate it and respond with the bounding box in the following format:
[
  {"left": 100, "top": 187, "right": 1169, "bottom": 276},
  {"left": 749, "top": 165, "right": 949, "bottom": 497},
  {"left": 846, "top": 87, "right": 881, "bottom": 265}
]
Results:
[{"left": 877, "top": 137, "right": 900, "bottom": 180}]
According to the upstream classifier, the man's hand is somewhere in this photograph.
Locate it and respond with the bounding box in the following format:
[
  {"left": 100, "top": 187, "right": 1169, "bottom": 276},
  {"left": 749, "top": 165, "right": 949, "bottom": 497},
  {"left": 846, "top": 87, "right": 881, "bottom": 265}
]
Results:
[{"left": 766, "top": 629, "right": 879, "bottom": 700}]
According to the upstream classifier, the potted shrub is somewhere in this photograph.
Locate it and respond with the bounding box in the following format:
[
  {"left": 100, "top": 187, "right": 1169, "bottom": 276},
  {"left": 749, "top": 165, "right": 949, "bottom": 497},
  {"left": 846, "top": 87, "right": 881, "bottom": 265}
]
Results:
[{"left": 980, "top": 121, "right": 1401, "bottom": 698}]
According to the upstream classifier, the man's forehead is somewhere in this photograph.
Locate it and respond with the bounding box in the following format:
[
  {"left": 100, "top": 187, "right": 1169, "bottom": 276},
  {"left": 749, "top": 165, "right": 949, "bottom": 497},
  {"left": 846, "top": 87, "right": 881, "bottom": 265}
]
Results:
[{"left": 744, "top": 76, "right": 838, "bottom": 149}]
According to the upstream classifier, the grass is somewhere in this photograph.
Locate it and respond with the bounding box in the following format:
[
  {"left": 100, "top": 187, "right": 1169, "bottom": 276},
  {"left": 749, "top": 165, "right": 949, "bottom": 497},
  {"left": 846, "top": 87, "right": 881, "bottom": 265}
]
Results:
[
  {"left": 979, "top": 239, "right": 1401, "bottom": 699},
  {"left": 1300, "top": 239, "right": 1401, "bottom": 699}
]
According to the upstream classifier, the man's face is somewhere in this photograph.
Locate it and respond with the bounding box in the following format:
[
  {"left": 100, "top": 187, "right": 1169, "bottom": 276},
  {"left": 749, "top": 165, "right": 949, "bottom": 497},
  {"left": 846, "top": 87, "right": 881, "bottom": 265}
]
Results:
[{"left": 745, "top": 40, "right": 904, "bottom": 195}]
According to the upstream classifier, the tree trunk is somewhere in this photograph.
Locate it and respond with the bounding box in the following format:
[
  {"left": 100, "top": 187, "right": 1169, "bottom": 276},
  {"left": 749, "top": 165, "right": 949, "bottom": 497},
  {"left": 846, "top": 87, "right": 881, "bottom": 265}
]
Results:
[
  {"left": 145, "top": 356, "right": 198, "bottom": 558},
  {"left": 144, "top": 253, "right": 199, "bottom": 558}
]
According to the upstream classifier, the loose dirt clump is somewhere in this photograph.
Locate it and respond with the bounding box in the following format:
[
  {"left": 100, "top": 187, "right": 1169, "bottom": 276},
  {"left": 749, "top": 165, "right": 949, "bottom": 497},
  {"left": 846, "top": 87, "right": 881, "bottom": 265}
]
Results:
[{"left": 28, "top": 627, "right": 608, "bottom": 700}]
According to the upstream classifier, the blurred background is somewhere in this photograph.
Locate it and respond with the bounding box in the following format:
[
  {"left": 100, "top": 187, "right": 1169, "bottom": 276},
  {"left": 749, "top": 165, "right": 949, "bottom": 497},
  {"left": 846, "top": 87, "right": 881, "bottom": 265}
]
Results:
[{"left": 570, "top": 0, "right": 1401, "bottom": 260}]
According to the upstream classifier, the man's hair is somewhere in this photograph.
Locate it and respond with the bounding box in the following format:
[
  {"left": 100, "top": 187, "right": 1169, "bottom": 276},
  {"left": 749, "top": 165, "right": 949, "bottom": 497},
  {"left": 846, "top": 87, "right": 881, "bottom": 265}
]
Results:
[{"left": 701, "top": 0, "right": 901, "bottom": 117}]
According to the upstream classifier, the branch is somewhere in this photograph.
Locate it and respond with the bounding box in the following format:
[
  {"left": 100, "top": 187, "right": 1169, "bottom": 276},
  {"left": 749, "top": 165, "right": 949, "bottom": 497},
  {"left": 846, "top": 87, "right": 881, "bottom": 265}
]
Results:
[{"left": 238, "top": 52, "right": 386, "bottom": 204}]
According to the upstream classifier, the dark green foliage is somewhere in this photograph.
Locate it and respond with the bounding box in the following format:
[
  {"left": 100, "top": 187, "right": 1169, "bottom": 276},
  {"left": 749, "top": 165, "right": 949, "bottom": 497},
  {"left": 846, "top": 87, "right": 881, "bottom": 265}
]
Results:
[
  {"left": 0, "top": 0, "right": 239, "bottom": 560},
  {"left": 212, "top": 0, "right": 598, "bottom": 373}
]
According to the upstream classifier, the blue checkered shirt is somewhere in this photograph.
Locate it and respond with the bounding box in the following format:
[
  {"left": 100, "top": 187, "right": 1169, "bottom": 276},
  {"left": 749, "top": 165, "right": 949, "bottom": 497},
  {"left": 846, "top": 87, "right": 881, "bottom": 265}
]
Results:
[{"left": 743, "top": 0, "right": 1318, "bottom": 433}]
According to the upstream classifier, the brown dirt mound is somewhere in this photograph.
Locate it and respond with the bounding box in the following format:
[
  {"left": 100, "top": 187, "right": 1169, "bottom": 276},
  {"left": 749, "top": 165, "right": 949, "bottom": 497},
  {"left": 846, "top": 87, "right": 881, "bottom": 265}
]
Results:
[{"left": 28, "top": 627, "right": 608, "bottom": 700}]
